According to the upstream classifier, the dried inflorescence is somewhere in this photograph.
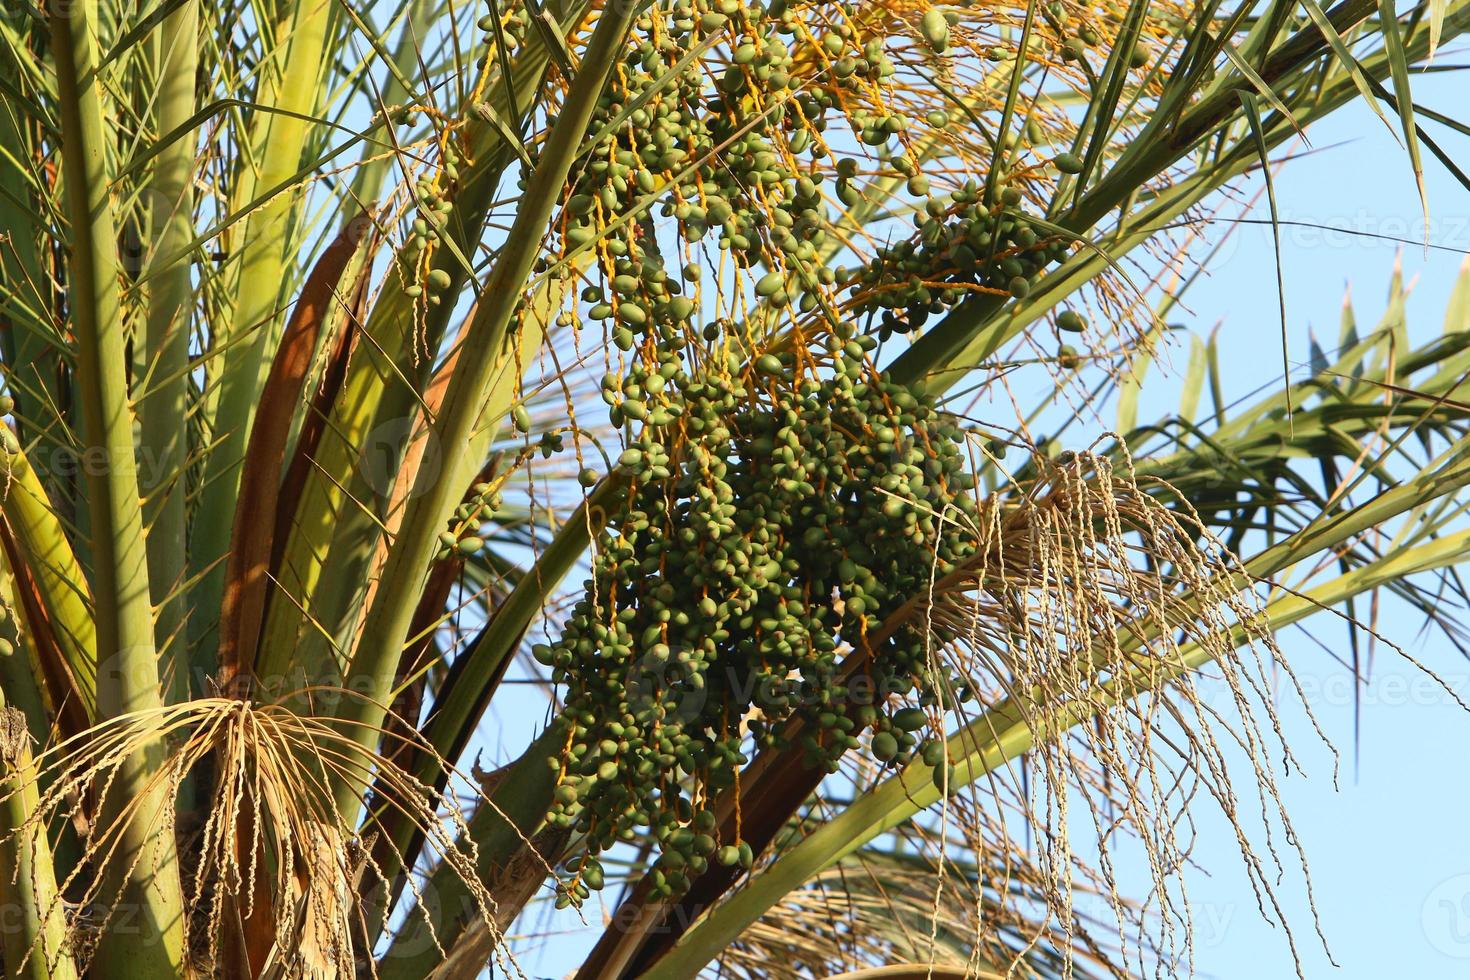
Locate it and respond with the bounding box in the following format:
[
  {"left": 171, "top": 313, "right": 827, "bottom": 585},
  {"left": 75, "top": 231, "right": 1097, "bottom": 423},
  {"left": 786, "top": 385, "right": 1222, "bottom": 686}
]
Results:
[
  {"left": 0, "top": 697, "right": 530, "bottom": 978},
  {"left": 853, "top": 446, "right": 1335, "bottom": 977},
  {"left": 727, "top": 805, "right": 1137, "bottom": 979}
]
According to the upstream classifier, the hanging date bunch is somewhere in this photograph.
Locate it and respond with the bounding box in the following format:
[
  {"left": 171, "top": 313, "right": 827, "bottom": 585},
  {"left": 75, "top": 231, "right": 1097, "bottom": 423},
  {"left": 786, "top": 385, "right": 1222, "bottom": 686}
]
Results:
[
  {"left": 847, "top": 180, "right": 1075, "bottom": 337},
  {"left": 535, "top": 326, "right": 982, "bottom": 902}
]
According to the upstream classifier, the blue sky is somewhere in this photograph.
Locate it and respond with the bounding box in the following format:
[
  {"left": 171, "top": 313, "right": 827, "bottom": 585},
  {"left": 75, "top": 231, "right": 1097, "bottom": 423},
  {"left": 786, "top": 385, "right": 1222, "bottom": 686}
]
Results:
[{"left": 1111, "top": 66, "right": 1470, "bottom": 979}]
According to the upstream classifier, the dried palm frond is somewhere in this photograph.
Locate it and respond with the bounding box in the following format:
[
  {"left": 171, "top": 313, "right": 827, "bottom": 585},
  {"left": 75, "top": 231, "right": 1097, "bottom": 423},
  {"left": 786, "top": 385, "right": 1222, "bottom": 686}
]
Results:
[
  {"left": 727, "top": 813, "right": 1134, "bottom": 980},
  {"left": 0, "top": 695, "right": 533, "bottom": 977}
]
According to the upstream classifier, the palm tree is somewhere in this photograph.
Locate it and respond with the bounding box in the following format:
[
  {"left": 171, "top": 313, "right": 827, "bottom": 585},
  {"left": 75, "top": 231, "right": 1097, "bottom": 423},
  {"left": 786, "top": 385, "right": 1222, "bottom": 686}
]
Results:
[{"left": 0, "top": 0, "right": 1467, "bottom": 974}]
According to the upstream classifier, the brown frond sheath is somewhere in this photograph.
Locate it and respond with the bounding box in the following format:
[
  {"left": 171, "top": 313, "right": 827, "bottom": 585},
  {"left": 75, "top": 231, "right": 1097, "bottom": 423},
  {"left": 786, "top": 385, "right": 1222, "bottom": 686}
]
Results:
[
  {"left": 217, "top": 217, "right": 367, "bottom": 696},
  {"left": 0, "top": 527, "right": 89, "bottom": 738},
  {"left": 379, "top": 455, "right": 506, "bottom": 769},
  {"left": 359, "top": 347, "right": 492, "bottom": 878},
  {"left": 365, "top": 453, "right": 514, "bottom": 918},
  {"left": 217, "top": 219, "right": 367, "bottom": 977},
  {"left": 271, "top": 277, "right": 364, "bottom": 576},
  {"left": 354, "top": 332, "right": 471, "bottom": 635}
]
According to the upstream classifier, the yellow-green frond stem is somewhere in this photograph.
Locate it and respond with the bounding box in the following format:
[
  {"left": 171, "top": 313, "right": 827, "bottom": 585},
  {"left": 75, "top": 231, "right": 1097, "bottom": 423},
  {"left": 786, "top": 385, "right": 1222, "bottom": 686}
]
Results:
[
  {"left": 0, "top": 700, "right": 78, "bottom": 980},
  {"left": 139, "top": 0, "right": 200, "bottom": 705},
  {"left": 258, "top": 0, "right": 592, "bottom": 688},
  {"left": 328, "top": 0, "right": 641, "bottom": 824},
  {"left": 47, "top": 2, "right": 185, "bottom": 973}
]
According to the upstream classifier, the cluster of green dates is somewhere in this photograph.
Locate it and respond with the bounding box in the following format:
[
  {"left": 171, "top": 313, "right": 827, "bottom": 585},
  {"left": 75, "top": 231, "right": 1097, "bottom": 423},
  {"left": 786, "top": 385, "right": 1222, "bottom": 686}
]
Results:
[
  {"left": 848, "top": 181, "right": 1072, "bottom": 335},
  {"left": 536, "top": 327, "right": 984, "bottom": 899},
  {"left": 1042, "top": 1, "right": 1154, "bottom": 67},
  {"left": 400, "top": 145, "right": 469, "bottom": 300},
  {"left": 559, "top": 0, "right": 814, "bottom": 269},
  {"left": 516, "top": 0, "right": 1047, "bottom": 901},
  {"left": 435, "top": 482, "right": 502, "bottom": 560},
  {"left": 475, "top": 5, "right": 534, "bottom": 54},
  {"left": 553, "top": 0, "right": 974, "bottom": 335}
]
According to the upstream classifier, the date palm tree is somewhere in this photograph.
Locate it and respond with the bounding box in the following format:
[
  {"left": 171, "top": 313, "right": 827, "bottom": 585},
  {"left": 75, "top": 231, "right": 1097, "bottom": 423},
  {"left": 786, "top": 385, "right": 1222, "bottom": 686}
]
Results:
[{"left": 1, "top": 0, "right": 1468, "bottom": 975}]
